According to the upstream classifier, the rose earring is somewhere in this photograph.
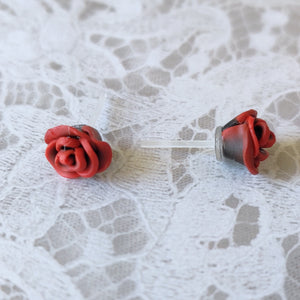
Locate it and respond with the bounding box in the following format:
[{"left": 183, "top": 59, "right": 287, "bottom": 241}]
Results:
[
  {"left": 140, "top": 110, "right": 276, "bottom": 175},
  {"left": 45, "top": 125, "right": 112, "bottom": 178},
  {"left": 44, "top": 96, "right": 112, "bottom": 179}
]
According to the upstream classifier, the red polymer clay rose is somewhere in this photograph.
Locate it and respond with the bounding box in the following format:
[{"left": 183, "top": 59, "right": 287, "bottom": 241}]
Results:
[
  {"left": 45, "top": 125, "right": 112, "bottom": 178},
  {"left": 221, "top": 109, "right": 276, "bottom": 175}
]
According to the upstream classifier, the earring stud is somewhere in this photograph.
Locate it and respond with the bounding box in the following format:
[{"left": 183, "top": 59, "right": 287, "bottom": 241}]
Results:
[
  {"left": 45, "top": 125, "right": 112, "bottom": 178},
  {"left": 140, "top": 110, "right": 276, "bottom": 175},
  {"left": 216, "top": 109, "right": 276, "bottom": 174}
]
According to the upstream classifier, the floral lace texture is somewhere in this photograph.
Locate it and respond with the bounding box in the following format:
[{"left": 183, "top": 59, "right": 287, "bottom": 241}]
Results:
[{"left": 0, "top": 1, "right": 300, "bottom": 299}]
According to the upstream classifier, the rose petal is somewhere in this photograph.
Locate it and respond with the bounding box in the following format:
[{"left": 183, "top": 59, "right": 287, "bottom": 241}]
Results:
[
  {"left": 45, "top": 125, "right": 90, "bottom": 144},
  {"left": 241, "top": 125, "right": 259, "bottom": 175},
  {"left": 53, "top": 150, "right": 80, "bottom": 178},
  {"left": 254, "top": 149, "right": 269, "bottom": 169},
  {"left": 55, "top": 137, "right": 81, "bottom": 151},
  {"left": 264, "top": 131, "right": 276, "bottom": 148},
  {"left": 93, "top": 141, "right": 113, "bottom": 172},
  {"left": 257, "top": 149, "right": 269, "bottom": 162},
  {"left": 56, "top": 148, "right": 87, "bottom": 169},
  {"left": 254, "top": 119, "right": 270, "bottom": 147},
  {"left": 54, "top": 168, "right": 80, "bottom": 179},
  {"left": 55, "top": 149, "right": 75, "bottom": 167},
  {"left": 77, "top": 138, "right": 99, "bottom": 178},
  {"left": 254, "top": 157, "right": 260, "bottom": 168},
  {"left": 45, "top": 140, "right": 58, "bottom": 167},
  {"left": 235, "top": 109, "right": 257, "bottom": 124},
  {"left": 245, "top": 116, "right": 260, "bottom": 158},
  {"left": 46, "top": 141, "right": 79, "bottom": 178},
  {"left": 222, "top": 109, "right": 258, "bottom": 130},
  {"left": 73, "top": 147, "right": 87, "bottom": 173}
]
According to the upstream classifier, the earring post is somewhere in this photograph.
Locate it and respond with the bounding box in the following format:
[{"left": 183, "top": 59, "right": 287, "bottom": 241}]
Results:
[{"left": 138, "top": 139, "right": 215, "bottom": 149}]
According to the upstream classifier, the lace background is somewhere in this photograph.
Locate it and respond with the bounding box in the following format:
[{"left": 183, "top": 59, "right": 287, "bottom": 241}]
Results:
[{"left": 0, "top": 0, "right": 300, "bottom": 299}]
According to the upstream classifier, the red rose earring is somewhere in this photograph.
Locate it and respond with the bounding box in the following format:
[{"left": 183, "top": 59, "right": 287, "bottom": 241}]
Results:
[
  {"left": 45, "top": 125, "right": 112, "bottom": 178},
  {"left": 45, "top": 97, "right": 112, "bottom": 179},
  {"left": 140, "top": 110, "right": 276, "bottom": 175}
]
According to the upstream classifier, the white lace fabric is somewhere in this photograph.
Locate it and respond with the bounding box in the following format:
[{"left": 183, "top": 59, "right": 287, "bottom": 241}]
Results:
[{"left": 0, "top": 0, "right": 300, "bottom": 299}]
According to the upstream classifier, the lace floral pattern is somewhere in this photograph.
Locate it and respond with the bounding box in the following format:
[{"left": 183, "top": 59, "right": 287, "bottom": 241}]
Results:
[{"left": 0, "top": 1, "right": 300, "bottom": 299}]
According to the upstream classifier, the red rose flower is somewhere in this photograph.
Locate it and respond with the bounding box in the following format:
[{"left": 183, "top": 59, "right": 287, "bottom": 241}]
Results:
[
  {"left": 45, "top": 125, "right": 112, "bottom": 178},
  {"left": 221, "top": 109, "right": 276, "bottom": 174}
]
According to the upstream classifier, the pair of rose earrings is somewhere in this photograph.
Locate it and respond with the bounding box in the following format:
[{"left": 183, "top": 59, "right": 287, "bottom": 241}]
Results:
[{"left": 45, "top": 109, "right": 276, "bottom": 179}]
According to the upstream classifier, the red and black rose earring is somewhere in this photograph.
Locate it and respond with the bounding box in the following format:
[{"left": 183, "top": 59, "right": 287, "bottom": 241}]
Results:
[{"left": 140, "top": 110, "right": 276, "bottom": 175}]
